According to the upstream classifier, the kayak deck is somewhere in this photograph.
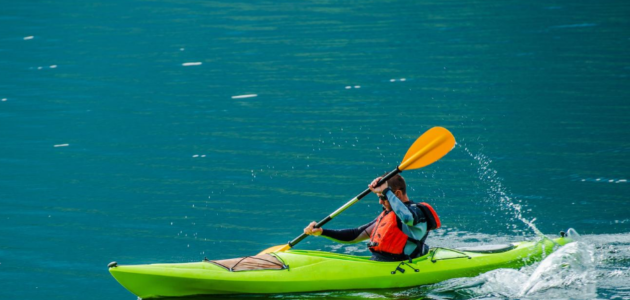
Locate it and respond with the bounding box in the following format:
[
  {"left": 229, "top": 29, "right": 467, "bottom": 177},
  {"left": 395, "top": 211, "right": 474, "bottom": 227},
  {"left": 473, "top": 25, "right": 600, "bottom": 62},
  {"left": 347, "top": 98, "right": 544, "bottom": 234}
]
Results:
[{"left": 110, "top": 236, "right": 572, "bottom": 298}]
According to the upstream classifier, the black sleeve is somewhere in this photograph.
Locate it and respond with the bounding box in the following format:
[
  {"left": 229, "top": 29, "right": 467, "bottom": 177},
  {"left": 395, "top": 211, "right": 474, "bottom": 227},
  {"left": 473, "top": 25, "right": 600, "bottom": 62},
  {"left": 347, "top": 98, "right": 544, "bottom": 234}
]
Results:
[
  {"left": 321, "top": 219, "right": 377, "bottom": 242},
  {"left": 410, "top": 205, "right": 426, "bottom": 226}
]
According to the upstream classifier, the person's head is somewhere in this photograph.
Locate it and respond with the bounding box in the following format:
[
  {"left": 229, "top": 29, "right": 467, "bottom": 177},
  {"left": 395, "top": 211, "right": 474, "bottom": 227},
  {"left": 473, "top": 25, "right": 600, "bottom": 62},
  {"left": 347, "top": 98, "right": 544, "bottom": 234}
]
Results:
[
  {"left": 377, "top": 174, "right": 408, "bottom": 211},
  {"left": 387, "top": 174, "right": 407, "bottom": 199}
]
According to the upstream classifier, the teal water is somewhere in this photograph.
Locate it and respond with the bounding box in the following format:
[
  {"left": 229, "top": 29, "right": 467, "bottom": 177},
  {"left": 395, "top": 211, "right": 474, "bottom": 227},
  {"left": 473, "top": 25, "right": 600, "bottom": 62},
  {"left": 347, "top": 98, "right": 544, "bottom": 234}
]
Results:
[{"left": 1, "top": 0, "right": 629, "bottom": 299}]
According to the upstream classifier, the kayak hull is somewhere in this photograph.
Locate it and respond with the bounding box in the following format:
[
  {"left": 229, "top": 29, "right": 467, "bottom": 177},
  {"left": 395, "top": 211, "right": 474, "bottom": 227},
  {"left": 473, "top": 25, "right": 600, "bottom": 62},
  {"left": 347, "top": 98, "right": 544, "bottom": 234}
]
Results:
[{"left": 110, "top": 237, "right": 572, "bottom": 298}]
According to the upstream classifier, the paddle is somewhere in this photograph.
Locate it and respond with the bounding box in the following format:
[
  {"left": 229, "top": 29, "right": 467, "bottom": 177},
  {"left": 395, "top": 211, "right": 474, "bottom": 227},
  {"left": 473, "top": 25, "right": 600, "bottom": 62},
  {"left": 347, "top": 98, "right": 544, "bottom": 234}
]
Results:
[{"left": 258, "top": 127, "right": 456, "bottom": 255}]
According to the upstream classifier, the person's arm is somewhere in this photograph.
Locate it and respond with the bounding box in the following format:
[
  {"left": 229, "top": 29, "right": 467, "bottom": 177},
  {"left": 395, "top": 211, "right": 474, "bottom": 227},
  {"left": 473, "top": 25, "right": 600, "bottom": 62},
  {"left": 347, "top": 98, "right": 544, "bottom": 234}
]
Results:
[
  {"left": 304, "top": 219, "right": 376, "bottom": 244},
  {"left": 384, "top": 188, "right": 416, "bottom": 226},
  {"left": 321, "top": 219, "right": 376, "bottom": 244}
]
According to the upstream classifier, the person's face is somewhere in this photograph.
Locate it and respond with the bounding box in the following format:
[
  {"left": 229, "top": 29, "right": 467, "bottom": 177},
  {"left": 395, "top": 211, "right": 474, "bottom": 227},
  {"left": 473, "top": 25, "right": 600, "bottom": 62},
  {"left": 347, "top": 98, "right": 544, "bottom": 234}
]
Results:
[
  {"left": 378, "top": 194, "right": 392, "bottom": 211},
  {"left": 379, "top": 189, "right": 405, "bottom": 211}
]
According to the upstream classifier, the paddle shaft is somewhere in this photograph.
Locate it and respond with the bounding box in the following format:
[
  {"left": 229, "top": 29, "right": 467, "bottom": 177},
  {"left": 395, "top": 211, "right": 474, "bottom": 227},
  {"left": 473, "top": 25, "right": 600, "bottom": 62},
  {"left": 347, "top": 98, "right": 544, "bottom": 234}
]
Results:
[{"left": 286, "top": 167, "right": 401, "bottom": 248}]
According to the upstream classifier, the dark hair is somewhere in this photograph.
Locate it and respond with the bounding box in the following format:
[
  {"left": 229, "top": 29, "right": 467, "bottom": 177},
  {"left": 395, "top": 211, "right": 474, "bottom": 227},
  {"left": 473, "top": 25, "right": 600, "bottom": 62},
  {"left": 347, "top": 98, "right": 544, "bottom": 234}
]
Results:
[{"left": 385, "top": 173, "right": 406, "bottom": 195}]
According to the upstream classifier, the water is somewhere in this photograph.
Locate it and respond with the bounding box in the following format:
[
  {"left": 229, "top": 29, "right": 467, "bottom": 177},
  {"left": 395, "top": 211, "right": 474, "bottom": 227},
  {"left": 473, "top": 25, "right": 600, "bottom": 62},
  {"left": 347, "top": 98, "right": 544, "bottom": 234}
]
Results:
[{"left": 1, "top": 0, "right": 629, "bottom": 299}]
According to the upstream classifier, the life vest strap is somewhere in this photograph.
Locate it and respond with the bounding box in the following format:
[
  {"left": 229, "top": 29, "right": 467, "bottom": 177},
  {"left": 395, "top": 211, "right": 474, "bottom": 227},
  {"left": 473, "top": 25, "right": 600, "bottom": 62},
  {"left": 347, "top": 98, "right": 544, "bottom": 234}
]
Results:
[{"left": 407, "top": 233, "right": 429, "bottom": 262}]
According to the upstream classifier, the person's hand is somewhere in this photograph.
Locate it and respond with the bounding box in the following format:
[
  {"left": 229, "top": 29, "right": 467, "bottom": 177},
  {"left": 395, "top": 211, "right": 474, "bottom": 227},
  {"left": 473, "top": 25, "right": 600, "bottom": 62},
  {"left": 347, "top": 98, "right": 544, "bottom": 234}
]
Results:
[
  {"left": 369, "top": 176, "right": 388, "bottom": 194},
  {"left": 303, "top": 221, "right": 323, "bottom": 236}
]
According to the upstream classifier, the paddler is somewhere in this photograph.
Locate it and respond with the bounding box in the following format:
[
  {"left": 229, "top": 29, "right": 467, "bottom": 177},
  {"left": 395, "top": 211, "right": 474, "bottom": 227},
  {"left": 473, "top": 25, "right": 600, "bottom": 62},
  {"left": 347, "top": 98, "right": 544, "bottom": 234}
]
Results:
[{"left": 304, "top": 174, "right": 440, "bottom": 262}]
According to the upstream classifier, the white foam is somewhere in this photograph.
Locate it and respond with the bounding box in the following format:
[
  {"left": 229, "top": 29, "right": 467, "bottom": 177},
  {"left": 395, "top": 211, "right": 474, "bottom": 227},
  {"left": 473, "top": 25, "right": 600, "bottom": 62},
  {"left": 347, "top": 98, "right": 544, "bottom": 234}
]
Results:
[
  {"left": 354, "top": 85, "right": 361, "bottom": 88},
  {"left": 345, "top": 86, "right": 352, "bottom": 89},
  {"left": 429, "top": 239, "right": 599, "bottom": 300},
  {"left": 192, "top": 154, "right": 199, "bottom": 157},
  {"left": 231, "top": 94, "right": 257, "bottom": 99},
  {"left": 24, "top": 36, "right": 34, "bottom": 40},
  {"left": 1, "top": 98, "right": 6, "bottom": 102},
  {"left": 182, "top": 62, "right": 202, "bottom": 66},
  {"left": 53, "top": 144, "right": 69, "bottom": 147},
  {"left": 519, "top": 242, "right": 596, "bottom": 297},
  {"left": 50, "top": 65, "right": 57, "bottom": 69}
]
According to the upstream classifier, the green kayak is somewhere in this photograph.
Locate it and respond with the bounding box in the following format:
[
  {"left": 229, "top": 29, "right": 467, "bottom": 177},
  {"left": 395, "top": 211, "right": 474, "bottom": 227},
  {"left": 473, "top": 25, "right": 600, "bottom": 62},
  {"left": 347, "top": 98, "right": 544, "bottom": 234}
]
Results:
[{"left": 109, "top": 236, "right": 572, "bottom": 298}]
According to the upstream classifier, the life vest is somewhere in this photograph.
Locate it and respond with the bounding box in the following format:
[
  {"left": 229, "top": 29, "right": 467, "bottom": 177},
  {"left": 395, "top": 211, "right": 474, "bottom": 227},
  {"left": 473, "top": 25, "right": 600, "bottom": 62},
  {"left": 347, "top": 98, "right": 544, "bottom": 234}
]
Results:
[
  {"left": 368, "top": 202, "right": 441, "bottom": 256},
  {"left": 368, "top": 210, "right": 408, "bottom": 255}
]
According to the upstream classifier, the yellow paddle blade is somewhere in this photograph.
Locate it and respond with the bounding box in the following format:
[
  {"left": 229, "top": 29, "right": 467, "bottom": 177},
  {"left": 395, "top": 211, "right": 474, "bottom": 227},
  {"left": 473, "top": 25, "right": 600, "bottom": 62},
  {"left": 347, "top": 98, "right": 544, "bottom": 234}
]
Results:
[
  {"left": 258, "top": 244, "right": 291, "bottom": 255},
  {"left": 398, "top": 127, "right": 456, "bottom": 171}
]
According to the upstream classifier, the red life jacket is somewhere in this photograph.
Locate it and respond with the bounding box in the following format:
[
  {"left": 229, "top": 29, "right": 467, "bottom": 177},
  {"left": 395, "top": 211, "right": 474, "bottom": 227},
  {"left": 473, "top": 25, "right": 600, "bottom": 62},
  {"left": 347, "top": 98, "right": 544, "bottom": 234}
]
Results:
[
  {"left": 368, "top": 211, "right": 408, "bottom": 255},
  {"left": 368, "top": 202, "right": 441, "bottom": 256}
]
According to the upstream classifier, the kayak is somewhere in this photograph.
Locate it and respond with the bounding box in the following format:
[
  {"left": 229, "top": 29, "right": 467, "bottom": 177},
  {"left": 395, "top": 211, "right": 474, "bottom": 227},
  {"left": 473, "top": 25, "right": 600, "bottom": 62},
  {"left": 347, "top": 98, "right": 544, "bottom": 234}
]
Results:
[{"left": 109, "top": 235, "right": 573, "bottom": 298}]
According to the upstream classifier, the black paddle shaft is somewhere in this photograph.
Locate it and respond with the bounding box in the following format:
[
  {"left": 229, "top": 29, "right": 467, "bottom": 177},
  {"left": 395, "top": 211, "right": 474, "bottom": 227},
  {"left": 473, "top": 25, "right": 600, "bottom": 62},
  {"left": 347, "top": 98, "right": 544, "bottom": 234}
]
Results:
[{"left": 287, "top": 167, "right": 401, "bottom": 247}]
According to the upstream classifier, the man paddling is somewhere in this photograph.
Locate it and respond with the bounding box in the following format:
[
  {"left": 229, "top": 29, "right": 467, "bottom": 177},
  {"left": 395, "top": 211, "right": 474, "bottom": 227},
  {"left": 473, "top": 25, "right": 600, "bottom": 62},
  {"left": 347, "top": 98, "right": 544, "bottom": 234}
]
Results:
[{"left": 304, "top": 174, "right": 440, "bottom": 262}]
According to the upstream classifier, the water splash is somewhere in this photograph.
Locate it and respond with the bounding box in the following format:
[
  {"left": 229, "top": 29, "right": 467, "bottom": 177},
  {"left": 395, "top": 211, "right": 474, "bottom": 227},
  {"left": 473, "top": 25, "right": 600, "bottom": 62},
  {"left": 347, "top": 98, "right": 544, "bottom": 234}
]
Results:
[
  {"left": 429, "top": 269, "right": 529, "bottom": 299},
  {"left": 428, "top": 240, "right": 597, "bottom": 300},
  {"left": 519, "top": 241, "right": 596, "bottom": 297},
  {"left": 463, "top": 146, "right": 544, "bottom": 237}
]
